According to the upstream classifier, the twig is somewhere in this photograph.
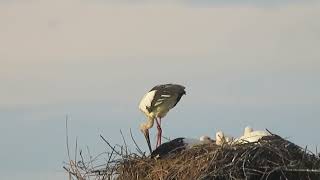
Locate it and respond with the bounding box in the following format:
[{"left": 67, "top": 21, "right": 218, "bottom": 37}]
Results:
[
  {"left": 74, "top": 137, "right": 78, "bottom": 170},
  {"left": 129, "top": 128, "right": 145, "bottom": 156},
  {"left": 100, "top": 134, "right": 122, "bottom": 156},
  {"left": 282, "top": 168, "right": 320, "bottom": 173},
  {"left": 66, "top": 115, "right": 71, "bottom": 162},
  {"left": 120, "top": 129, "right": 128, "bottom": 155}
]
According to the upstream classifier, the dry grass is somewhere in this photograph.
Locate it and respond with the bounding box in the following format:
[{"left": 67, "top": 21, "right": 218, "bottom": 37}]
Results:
[{"left": 64, "top": 132, "right": 320, "bottom": 180}]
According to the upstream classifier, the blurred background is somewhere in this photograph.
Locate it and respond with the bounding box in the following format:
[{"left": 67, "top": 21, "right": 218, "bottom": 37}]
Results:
[{"left": 1, "top": 0, "right": 319, "bottom": 179}]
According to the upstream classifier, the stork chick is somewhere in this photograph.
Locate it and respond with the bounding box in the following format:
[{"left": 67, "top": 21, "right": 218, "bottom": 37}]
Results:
[
  {"left": 235, "top": 126, "right": 270, "bottom": 144},
  {"left": 215, "top": 131, "right": 233, "bottom": 145}
]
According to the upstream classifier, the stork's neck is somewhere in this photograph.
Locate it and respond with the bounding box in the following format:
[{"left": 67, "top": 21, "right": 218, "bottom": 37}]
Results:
[{"left": 141, "top": 117, "right": 154, "bottom": 130}]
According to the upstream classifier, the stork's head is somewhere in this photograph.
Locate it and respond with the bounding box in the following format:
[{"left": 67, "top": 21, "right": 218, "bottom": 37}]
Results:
[
  {"left": 199, "top": 136, "right": 214, "bottom": 144},
  {"left": 140, "top": 123, "right": 152, "bottom": 154},
  {"left": 215, "top": 131, "right": 225, "bottom": 145},
  {"left": 244, "top": 126, "right": 253, "bottom": 136}
]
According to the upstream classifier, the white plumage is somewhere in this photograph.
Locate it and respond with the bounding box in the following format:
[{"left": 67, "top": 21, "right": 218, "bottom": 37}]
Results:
[
  {"left": 199, "top": 135, "right": 215, "bottom": 143},
  {"left": 138, "top": 90, "right": 157, "bottom": 115},
  {"left": 139, "top": 84, "right": 186, "bottom": 153},
  {"left": 215, "top": 131, "right": 233, "bottom": 145},
  {"left": 235, "top": 126, "right": 270, "bottom": 144}
]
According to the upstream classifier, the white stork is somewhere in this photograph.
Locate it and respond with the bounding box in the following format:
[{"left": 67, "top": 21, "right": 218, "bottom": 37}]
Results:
[
  {"left": 215, "top": 131, "right": 233, "bottom": 145},
  {"left": 150, "top": 136, "right": 214, "bottom": 159},
  {"left": 235, "top": 126, "right": 270, "bottom": 144},
  {"left": 139, "top": 84, "right": 186, "bottom": 153}
]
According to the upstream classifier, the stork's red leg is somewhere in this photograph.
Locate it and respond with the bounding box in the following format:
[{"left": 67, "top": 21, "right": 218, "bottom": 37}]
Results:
[
  {"left": 155, "top": 118, "right": 162, "bottom": 148},
  {"left": 155, "top": 118, "right": 160, "bottom": 148},
  {"left": 158, "top": 118, "right": 162, "bottom": 145}
]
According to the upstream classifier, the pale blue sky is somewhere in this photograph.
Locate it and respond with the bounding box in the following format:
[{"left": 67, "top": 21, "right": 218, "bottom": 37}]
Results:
[{"left": 1, "top": 0, "right": 320, "bottom": 179}]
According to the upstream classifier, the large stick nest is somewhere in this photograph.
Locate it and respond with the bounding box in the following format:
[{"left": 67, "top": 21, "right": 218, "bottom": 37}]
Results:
[{"left": 64, "top": 134, "right": 320, "bottom": 180}]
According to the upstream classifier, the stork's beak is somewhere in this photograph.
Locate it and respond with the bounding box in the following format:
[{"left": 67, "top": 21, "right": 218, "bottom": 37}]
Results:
[{"left": 143, "top": 130, "right": 152, "bottom": 154}]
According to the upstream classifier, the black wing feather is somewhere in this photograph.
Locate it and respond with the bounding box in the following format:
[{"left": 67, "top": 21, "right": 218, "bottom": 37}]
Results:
[
  {"left": 147, "top": 84, "right": 186, "bottom": 113},
  {"left": 151, "top": 138, "right": 186, "bottom": 158}
]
